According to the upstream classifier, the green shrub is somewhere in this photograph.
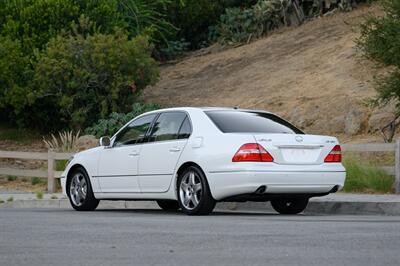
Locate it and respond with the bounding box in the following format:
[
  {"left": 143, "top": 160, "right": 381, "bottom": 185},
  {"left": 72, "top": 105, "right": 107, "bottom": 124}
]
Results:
[
  {"left": 31, "top": 177, "right": 43, "bottom": 185},
  {"left": 36, "top": 192, "right": 44, "bottom": 200},
  {"left": 7, "top": 197, "right": 13, "bottom": 202},
  {"left": 217, "top": 7, "right": 257, "bottom": 44},
  {"left": 343, "top": 158, "right": 394, "bottom": 193},
  {"left": 216, "top": 0, "right": 287, "bottom": 44},
  {"left": 166, "top": 0, "right": 224, "bottom": 48},
  {"left": 85, "top": 102, "right": 161, "bottom": 138},
  {"left": 165, "top": 0, "right": 256, "bottom": 48},
  {"left": 158, "top": 39, "right": 190, "bottom": 60},
  {"left": 30, "top": 31, "right": 159, "bottom": 130},
  {"left": 0, "top": 37, "right": 32, "bottom": 125},
  {"left": 7, "top": 176, "right": 17, "bottom": 181},
  {"left": 357, "top": 0, "right": 400, "bottom": 114},
  {"left": 0, "top": 0, "right": 126, "bottom": 57}
]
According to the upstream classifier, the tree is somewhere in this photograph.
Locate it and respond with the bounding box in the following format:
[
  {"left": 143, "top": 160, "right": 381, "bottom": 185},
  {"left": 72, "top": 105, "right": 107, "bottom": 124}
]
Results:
[{"left": 29, "top": 30, "right": 159, "bottom": 130}]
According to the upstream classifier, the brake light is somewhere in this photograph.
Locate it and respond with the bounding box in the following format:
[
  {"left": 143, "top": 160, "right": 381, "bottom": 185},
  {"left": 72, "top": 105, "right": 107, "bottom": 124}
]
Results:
[
  {"left": 232, "top": 143, "right": 274, "bottom": 162},
  {"left": 324, "top": 145, "right": 341, "bottom": 163}
]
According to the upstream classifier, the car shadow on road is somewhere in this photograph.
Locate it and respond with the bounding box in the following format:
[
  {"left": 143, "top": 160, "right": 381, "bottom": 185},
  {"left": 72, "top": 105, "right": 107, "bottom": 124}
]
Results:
[{"left": 92, "top": 208, "right": 278, "bottom": 216}]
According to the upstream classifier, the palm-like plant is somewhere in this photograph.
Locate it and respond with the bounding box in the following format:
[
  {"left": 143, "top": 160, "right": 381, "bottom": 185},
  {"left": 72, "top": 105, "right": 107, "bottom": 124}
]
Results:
[
  {"left": 119, "top": 0, "right": 178, "bottom": 45},
  {"left": 43, "top": 130, "right": 81, "bottom": 152}
]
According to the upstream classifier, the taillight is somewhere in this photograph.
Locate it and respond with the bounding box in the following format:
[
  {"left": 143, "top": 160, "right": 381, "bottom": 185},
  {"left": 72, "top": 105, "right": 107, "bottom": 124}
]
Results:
[
  {"left": 232, "top": 143, "right": 274, "bottom": 162},
  {"left": 324, "top": 145, "right": 341, "bottom": 163}
]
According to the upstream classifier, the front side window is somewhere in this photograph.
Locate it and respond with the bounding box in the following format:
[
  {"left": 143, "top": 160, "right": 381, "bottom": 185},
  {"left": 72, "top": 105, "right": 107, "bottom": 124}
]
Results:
[
  {"left": 148, "top": 112, "right": 188, "bottom": 142},
  {"left": 114, "top": 114, "right": 157, "bottom": 146},
  {"left": 205, "top": 110, "right": 303, "bottom": 134}
]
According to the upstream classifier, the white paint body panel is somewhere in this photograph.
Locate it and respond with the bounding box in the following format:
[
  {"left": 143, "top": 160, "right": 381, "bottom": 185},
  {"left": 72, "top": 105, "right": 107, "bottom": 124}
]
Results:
[
  {"left": 97, "top": 145, "right": 141, "bottom": 193},
  {"left": 61, "top": 107, "right": 346, "bottom": 201},
  {"left": 138, "top": 139, "right": 187, "bottom": 192}
]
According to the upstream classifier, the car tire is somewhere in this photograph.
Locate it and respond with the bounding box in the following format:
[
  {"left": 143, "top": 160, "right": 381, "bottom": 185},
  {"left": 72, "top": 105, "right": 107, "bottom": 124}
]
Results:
[
  {"left": 271, "top": 198, "right": 309, "bottom": 215},
  {"left": 156, "top": 200, "right": 180, "bottom": 211},
  {"left": 67, "top": 167, "right": 99, "bottom": 211},
  {"left": 177, "top": 166, "right": 216, "bottom": 215}
]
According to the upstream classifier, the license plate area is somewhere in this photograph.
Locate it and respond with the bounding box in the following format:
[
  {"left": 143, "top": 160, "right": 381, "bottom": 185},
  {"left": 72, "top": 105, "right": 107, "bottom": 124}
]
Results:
[{"left": 280, "top": 148, "right": 321, "bottom": 164}]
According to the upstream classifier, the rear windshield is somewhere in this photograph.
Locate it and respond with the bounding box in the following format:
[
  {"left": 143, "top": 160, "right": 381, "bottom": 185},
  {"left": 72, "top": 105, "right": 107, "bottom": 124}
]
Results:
[{"left": 205, "top": 110, "right": 303, "bottom": 134}]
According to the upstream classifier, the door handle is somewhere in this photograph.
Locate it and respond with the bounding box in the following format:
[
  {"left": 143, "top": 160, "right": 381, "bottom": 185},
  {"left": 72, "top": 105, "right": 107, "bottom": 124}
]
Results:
[
  {"left": 129, "top": 150, "right": 140, "bottom": 156},
  {"left": 169, "top": 147, "right": 181, "bottom": 152}
]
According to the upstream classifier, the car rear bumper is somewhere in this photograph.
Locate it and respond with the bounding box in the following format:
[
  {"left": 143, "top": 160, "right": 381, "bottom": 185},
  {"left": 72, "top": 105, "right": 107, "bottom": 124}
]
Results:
[{"left": 207, "top": 170, "right": 346, "bottom": 201}]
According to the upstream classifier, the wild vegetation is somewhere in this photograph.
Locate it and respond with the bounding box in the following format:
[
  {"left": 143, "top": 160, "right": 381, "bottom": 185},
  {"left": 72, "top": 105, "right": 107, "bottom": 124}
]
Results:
[
  {"left": 0, "top": 0, "right": 163, "bottom": 132},
  {"left": 43, "top": 130, "right": 81, "bottom": 152},
  {"left": 85, "top": 102, "right": 160, "bottom": 138},
  {"left": 343, "top": 157, "right": 394, "bottom": 193},
  {"left": 35, "top": 29, "right": 159, "bottom": 130},
  {"left": 36, "top": 191, "right": 44, "bottom": 200},
  {"left": 216, "top": 0, "right": 300, "bottom": 44},
  {"left": 357, "top": 0, "right": 400, "bottom": 141},
  {"left": 0, "top": 0, "right": 246, "bottom": 132},
  {"left": 0, "top": 0, "right": 371, "bottom": 134}
]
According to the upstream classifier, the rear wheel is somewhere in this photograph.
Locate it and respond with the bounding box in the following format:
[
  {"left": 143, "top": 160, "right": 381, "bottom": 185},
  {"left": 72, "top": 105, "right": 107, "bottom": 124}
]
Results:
[
  {"left": 177, "top": 166, "right": 216, "bottom": 215},
  {"left": 156, "top": 200, "right": 180, "bottom": 211},
  {"left": 271, "top": 198, "right": 309, "bottom": 215},
  {"left": 67, "top": 167, "right": 99, "bottom": 211}
]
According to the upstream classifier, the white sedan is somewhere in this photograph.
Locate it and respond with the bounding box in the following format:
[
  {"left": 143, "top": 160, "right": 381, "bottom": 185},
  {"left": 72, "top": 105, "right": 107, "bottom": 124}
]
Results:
[{"left": 61, "top": 107, "right": 346, "bottom": 215}]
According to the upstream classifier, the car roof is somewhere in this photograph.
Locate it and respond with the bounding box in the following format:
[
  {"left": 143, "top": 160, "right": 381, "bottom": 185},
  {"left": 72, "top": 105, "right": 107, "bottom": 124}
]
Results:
[{"left": 143, "top": 106, "right": 272, "bottom": 114}]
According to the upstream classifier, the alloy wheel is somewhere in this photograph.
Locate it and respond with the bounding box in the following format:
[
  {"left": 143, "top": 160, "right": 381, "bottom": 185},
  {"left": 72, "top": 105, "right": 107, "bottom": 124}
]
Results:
[
  {"left": 69, "top": 173, "right": 87, "bottom": 207},
  {"left": 179, "top": 171, "right": 203, "bottom": 210}
]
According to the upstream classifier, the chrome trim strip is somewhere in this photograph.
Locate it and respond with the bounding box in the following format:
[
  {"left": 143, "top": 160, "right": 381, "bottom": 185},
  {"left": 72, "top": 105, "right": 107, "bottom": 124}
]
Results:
[
  {"left": 275, "top": 144, "right": 324, "bottom": 149},
  {"left": 208, "top": 170, "right": 346, "bottom": 174},
  {"left": 93, "top": 173, "right": 173, "bottom": 178}
]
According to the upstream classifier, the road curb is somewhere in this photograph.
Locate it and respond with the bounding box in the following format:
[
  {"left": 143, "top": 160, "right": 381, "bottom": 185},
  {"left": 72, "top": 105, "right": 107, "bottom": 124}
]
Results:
[
  {"left": 1, "top": 198, "right": 400, "bottom": 215},
  {"left": 216, "top": 201, "right": 400, "bottom": 215}
]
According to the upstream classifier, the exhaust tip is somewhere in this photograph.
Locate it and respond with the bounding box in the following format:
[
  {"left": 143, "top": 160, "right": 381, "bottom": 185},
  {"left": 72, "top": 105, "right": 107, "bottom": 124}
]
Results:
[
  {"left": 329, "top": 185, "right": 339, "bottom": 193},
  {"left": 255, "top": 185, "right": 267, "bottom": 194}
]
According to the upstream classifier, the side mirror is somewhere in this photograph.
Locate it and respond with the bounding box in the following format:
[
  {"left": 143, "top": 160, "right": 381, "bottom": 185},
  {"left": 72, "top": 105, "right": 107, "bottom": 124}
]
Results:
[{"left": 99, "top": 136, "right": 111, "bottom": 147}]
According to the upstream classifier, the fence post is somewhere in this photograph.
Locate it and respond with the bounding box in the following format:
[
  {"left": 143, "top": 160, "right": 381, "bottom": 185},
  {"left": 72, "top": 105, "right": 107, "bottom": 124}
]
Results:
[
  {"left": 47, "top": 150, "right": 56, "bottom": 193},
  {"left": 395, "top": 139, "right": 400, "bottom": 194}
]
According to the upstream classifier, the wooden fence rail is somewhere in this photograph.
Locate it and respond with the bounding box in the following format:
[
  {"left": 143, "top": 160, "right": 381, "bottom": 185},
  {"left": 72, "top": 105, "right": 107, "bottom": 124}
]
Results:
[
  {"left": 0, "top": 140, "right": 399, "bottom": 193},
  {"left": 0, "top": 150, "right": 74, "bottom": 193}
]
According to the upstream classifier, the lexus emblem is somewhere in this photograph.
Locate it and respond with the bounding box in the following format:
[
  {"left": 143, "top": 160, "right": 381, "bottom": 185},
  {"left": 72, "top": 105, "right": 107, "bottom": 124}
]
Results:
[{"left": 295, "top": 136, "right": 303, "bottom": 142}]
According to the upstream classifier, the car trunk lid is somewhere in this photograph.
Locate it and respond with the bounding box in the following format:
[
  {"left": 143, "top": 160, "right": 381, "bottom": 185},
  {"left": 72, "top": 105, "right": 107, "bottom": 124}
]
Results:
[{"left": 254, "top": 134, "right": 336, "bottom": 165}]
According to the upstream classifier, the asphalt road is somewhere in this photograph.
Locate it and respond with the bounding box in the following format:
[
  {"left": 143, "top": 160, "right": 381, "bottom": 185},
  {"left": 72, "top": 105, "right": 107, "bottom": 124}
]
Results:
[{"left": 0, "top": 208, "right": 399, "bottom": 266}]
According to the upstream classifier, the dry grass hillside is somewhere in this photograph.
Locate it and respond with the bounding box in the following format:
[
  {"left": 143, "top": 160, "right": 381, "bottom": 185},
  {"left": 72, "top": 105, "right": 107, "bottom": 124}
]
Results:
[{"left": 143, "top": 4, "right": 393, "bottom": 143}]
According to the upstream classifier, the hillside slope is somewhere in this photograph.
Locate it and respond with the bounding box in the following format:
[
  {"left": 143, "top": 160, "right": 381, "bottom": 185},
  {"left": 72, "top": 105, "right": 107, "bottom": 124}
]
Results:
[{"left": 143, "top": 5, "right": 393, "bottom": 142}]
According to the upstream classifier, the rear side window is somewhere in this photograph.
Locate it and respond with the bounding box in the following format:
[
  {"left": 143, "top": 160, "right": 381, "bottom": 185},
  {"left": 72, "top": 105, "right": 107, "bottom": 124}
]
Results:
[
  {"left": 205, "top": 111, "right": 303, "bottom": 134},
  {"left": 148, "top": 112, "right": 188, "bottom": 142},
  {"left": 178, "top": 117, "right": 192, "bottom": 139}
]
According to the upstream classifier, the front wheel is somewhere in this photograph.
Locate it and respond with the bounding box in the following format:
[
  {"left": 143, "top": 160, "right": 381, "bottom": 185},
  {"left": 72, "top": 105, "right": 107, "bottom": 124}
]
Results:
[
  {"left": 177, "top": 166, "right": 216, "bottom": 215},
  {"left": 67, "top": 167, "right": 99, "bottom": 211},
  {"left": 271, "top": 198, "right": 309, "bottom": 215}
]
